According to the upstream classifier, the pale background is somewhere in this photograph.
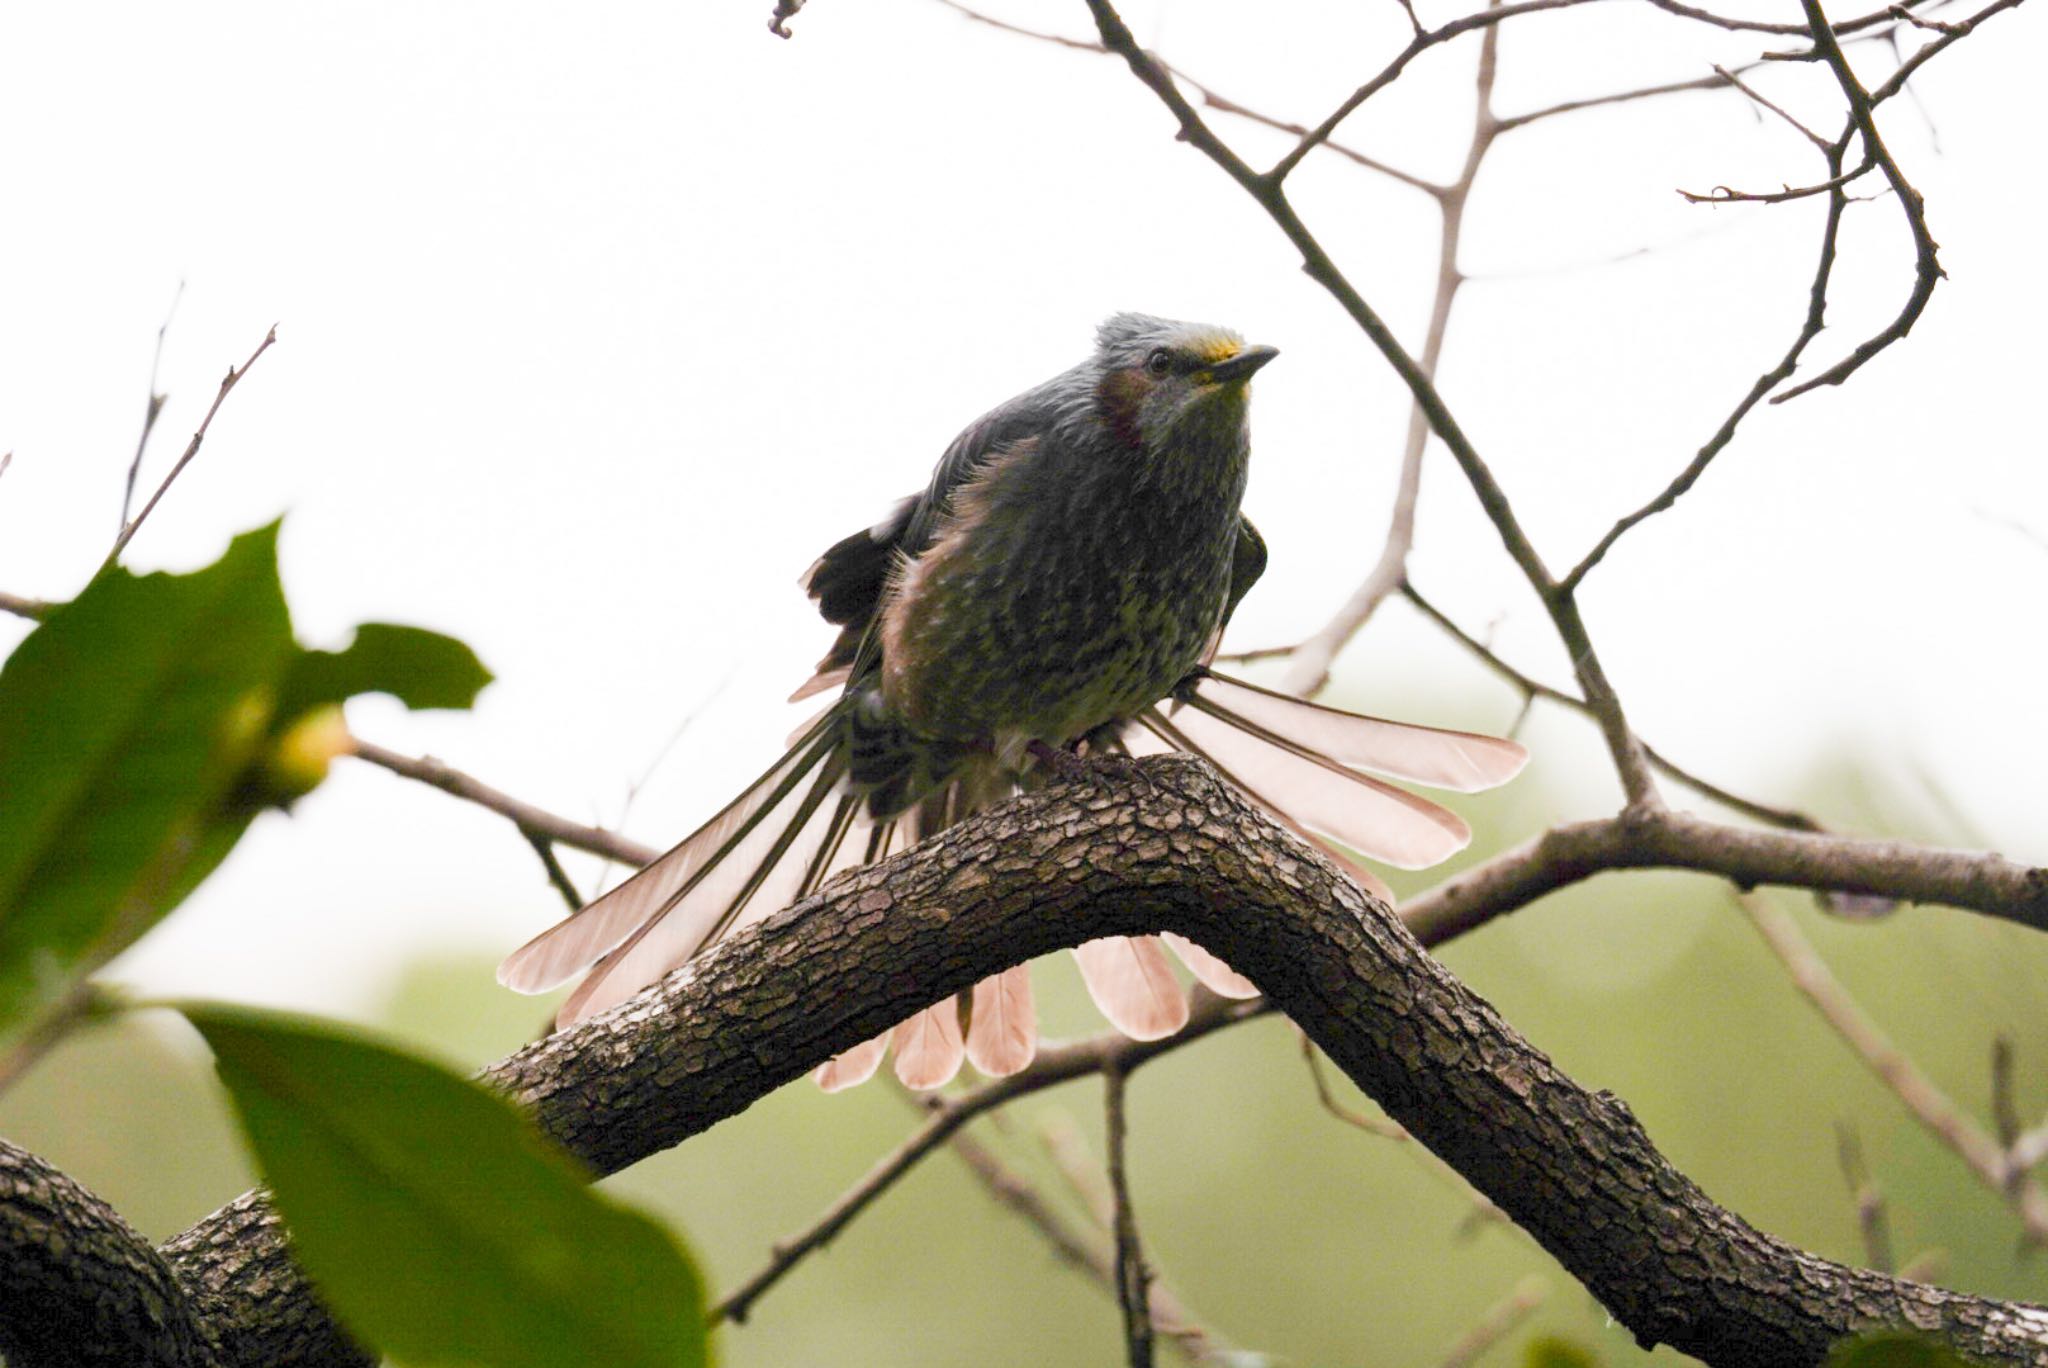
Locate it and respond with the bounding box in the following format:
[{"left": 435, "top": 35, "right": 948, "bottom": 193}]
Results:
[{"left": 1, "top": 1, "right": 2044, "bottom": 1362}]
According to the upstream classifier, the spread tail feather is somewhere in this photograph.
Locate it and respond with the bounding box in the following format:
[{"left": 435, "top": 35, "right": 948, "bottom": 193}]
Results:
[
  {"left": 1191, "top": 670, "right": 1528, "bottom": 792},
  {"left": 892, "top": 1000, "right": 966, "bottom": 1089},
  {"left": 1072, "top": 935, "right": 1190, "bottom": 1041},
  {"left": 965, "top": 966, "right": 1037, "bottom": 1077},
  {"left": 497, "top": 703, "right": 851, "bottom": 1027},
  {"left": 1140, "top": 704, "right": 1466, "bottom": 871}
]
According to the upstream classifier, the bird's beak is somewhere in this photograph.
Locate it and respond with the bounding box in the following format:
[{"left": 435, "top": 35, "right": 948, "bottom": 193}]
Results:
[{"left": 1199, "top": 344, "right": 1279, "bottom": 387}]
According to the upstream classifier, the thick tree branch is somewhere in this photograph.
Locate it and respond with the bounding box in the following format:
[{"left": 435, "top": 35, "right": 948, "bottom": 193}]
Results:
[
  {"left": 150, "top": 762, "right": 2048, "bottom": 1365},
  {"left": 1402, "top": 805, "right": 2048, "bottom": 946},
  {"left": 0, "top": 1138, "right": 216, "bottom": 1368}
]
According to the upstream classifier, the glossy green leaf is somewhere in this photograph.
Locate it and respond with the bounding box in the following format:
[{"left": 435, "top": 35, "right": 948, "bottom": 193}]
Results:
[
  {"left": 279, "top": 622, "right": 492, "bottom": 717},
  {"left": 1827, "top": 1331, "right": 1979, "bottom": 1367},
  {"left": 0, "top": 525, "right": 292, "bottom": 1044},
  {"left": 183, "top": 1003, "right": 709, "bottom": 1368}
]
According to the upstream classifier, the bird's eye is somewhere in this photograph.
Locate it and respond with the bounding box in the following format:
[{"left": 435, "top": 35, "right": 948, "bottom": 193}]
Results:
[{"left": 1145, "top": 349, "right": 1174, "bottom": 377}]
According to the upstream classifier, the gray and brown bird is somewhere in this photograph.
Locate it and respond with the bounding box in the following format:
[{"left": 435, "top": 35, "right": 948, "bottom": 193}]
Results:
[{"left": 499, "top": 314, "right": 1527, "bottom": 1088}]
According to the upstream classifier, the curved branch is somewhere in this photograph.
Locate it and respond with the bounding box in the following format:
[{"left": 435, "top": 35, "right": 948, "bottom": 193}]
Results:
[
  {"left": 0, "top": 1138, "right": 216, "bottom": 1368},
  {"left": 161, "top": 761, "right": 2048, "bottom": 1365}
]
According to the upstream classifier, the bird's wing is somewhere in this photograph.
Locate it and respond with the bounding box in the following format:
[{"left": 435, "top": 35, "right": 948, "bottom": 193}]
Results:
[
  {"left": 1221, "top": 514, "right": 1268, "bottom": 637},
  {"left": 795, "top": 389, "right": 1052, "bottom": 688}
]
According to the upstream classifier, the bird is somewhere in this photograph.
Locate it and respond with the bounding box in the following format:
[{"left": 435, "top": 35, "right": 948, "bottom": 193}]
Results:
[{"left": 499, "top": 313, "right": 1527, "bottom": 1090}]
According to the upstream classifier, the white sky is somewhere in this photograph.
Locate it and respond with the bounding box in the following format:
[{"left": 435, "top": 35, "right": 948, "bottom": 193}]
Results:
[{"left": 1, "top": 0, "right": 2042, "bottom": 1016}]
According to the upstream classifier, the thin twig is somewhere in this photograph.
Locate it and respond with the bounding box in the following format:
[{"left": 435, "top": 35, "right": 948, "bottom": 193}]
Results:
[
  {"left": 713, "top": 993, "right": 1267, "bottom": 1324},
  {"left": 1495, "top": 69, "right": 1732, "bottom": 132},
  {"left": 1769, "top": 0, "right": 1945, "bottom": 402},
  {"left": 1266, "top": 0, "right": 1602, "bottom": 184},
  {"left": 106, "top": 325, "right": 278, "bottom": 566},
  {"left": 1643, "top": 0, "right": 1937, "bottom": 36},
  {"left": 952, "top": 1124, "right": 1230, "bottom": 1363},
  {"left": 119, "top": 280, "right": 184, "bottom": 536},
  {"left": 349, "top": 742, "right": 655, "bottom": 867},
  {"left": 1836, "top": 1123, "right": 1896, "bottom": 1272},
  {"left": 1434, "top": 1275, "right": 1549, "bottom": 1368},
  {"left": 1302, "top": 1033, "right": 1407, "bottom": 1139},
  {"left": 1300, "top": 1032, "right": 1510, "bottom": 1231},
  {"left": 1678, "top": 162, "right": 1873, "bottom": 203},
  {"left": 1021, "top": 1112, "right": 1236, "bottom": 1363},
  {"left": 1080, "top": 0, "right": 1661, "bottom": 810},
  {"left": 1038, "top": 1111, "right": 1119, "bottom": 1224},
  {"left": 1558, "top": 78, "right": 1854, "bottom": 593},
  {"left": 933, "top": 0, "right": 1443, "bottom": 195},
  {"left": 1400, "top": 583, "right": 1825, "bottom": 829},
  {"left": 1276, "top": 4, "right": 1500, "bottom": 696},
  {"left": 1742, "top": 895, "right": 2048, "bottom": 1245},
  {"left": 0, "top": 984, "right": 123, "bottom": 1098},
  {"left": 1992, "top": 1037, "right": 2020, "bottom": 1150},
  {"left": 0, "top": 591, "right": 52, "bottom": 622},
  {"left": 1104, "top": 1062, "right": 1153, "bottom": 1368},
  {"left": 520, "top": 831, "right": 585, "bottom": 913}
]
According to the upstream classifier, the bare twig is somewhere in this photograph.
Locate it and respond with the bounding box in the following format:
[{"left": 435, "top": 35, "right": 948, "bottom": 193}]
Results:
[
  {"left": 933, "top": 0, "right": 1442, "bottom": 194},
  {"left": 713, "top": 992, "right": 1267, "bottom": 1324},
  {"left": 520, "top": 831, "right": 585, "bottom": 913},
  {"left": 1276, "top": 5, "right": 1501, "bottom": 697},
  {"left": 1769, "top": 0, "right": 1946, "bottom": 402},
  {"left": 1266, "top": 0, "right": 1601, "bottom": 184},
  {"left": 1837, "top": 1123, "right": 1896, "bottom": 1273},
  {"left": 1495, "top": 69, "right": 1733, "bottom": 131},
  {"left": 1400, "top": 583, "right": 1825, "bottom": 830},
  {"left": 1559, "top": 78, "right": 1853, "bottom": 592},
  {"left": 1742, "top": 895, "right": 2048, "bottom": 1245},
  {"left": 1678, "top": 162, "right": 1873, "bottom": 203},
  {"left": 106, "top": 325, "right": 278, "bottom": 566},
  {"left": 1435, "top": 1275, "right": 1548, "bottom": 1368},
  {"left": 1642, "top": 0, "right": 1936, "bottom": 36},
  {"left": 0, "top": 591, "right": 52, "bottom": 623},
  {"left": 348, "top": 741, "right": 655, "bottom": 867},
  {"left": 1992, "top": 1037, "right": 2020, "bottom": 1149},
  {"left": 1302, "top": 1033, "right": 1407, "bottom": 1139},
  {"left": 119, "top": 281, "right": 184, "bottom": 536},
  {"left": 0, "top": 984, "right": 123, "bottom": 1098},
  {"left": 1038, "top": 1112, "right": 1118, "bottom": 1224},
  {"left": 1105, "top": 1062, "right": 1153, "bottom": 1368},
  {"left": 945, "top": 1121, "right": 1233, "bottom": 1364},
  {"left": 1080, "top": 0, "right": 1661, "bottom": 810},
  {"left": 1868, "top": 0, "right": 2028, "bottom": 104}
]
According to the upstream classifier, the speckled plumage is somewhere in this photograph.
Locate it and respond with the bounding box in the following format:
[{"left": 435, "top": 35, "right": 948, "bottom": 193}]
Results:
[
  {"left": 872, "top": 320, "right": 1258, "bottom": 780},
  {"left": 500, "top": 314, "right": 1528, "bottom": 1086}
]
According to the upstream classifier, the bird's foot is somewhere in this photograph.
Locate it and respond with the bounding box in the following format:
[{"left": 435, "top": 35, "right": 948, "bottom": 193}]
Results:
[{"left": 1026, "top": 740, "right": 1163, "bottom": 802}]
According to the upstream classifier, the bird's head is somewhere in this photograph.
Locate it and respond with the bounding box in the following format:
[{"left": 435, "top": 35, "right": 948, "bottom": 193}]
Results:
[{"left": 1089, "top": 312, "right": 1279, "bottom": 454}]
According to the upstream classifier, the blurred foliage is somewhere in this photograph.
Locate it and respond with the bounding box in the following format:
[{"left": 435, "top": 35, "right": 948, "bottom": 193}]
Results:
[
  {"left": 0, "top": 525, "right": 289, "bottom": 1051},
  {"left": 1, "top": 675, "right": 2045, "bottom": 1365},
  {"left": 1525, "top": 1336, "right": 1603, "bottom": 1367},
  {"left": 0, "top": 522, "right": 490, "bottom": 1055},
  {"left": 1826, "top": 1330, "right": 1981, "bottom": 1366},
  {"left": 186, "top": 1002, "right": 708, "bottom": 1368}
]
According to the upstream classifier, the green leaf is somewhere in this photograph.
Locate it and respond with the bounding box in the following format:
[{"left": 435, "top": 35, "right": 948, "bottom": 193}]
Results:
[
  {"left": 279, "top": 622, "right": 492, "bottom": 718},
  {"left": 183, "top": 1003, "right": 709, "bottom": 1368},
  {"left": 1522, "top": 1336, "right": 1600, "bottom": 1368},
  {"left": 0, "top": 525, "right": 293, "bottom": 1044},
  {"left": 1827, "top": 1331, "right": 1980, "bottom": 1367}
]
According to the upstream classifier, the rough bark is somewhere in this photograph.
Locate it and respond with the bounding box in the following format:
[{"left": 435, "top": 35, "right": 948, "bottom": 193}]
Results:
[
  {"left": 7, "top": 760, "right": 2047, "bottom": 1365},
  {"left": 0, "top": 1139, "right": 217, "bottom": 1367}
]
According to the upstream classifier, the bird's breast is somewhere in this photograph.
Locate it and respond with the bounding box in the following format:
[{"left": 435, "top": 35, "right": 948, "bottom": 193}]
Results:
[{"left": 881, "top": 439, "right": 1246, "bottom": 749}]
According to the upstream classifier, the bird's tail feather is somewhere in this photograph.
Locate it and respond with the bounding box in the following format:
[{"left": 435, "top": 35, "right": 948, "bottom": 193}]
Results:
[
  {"left": 497, "top": 703, "right": 853, "bottom": 1026},
  {"left": 1189, "top": 670, "right": 1528, "bottom": 792}
]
